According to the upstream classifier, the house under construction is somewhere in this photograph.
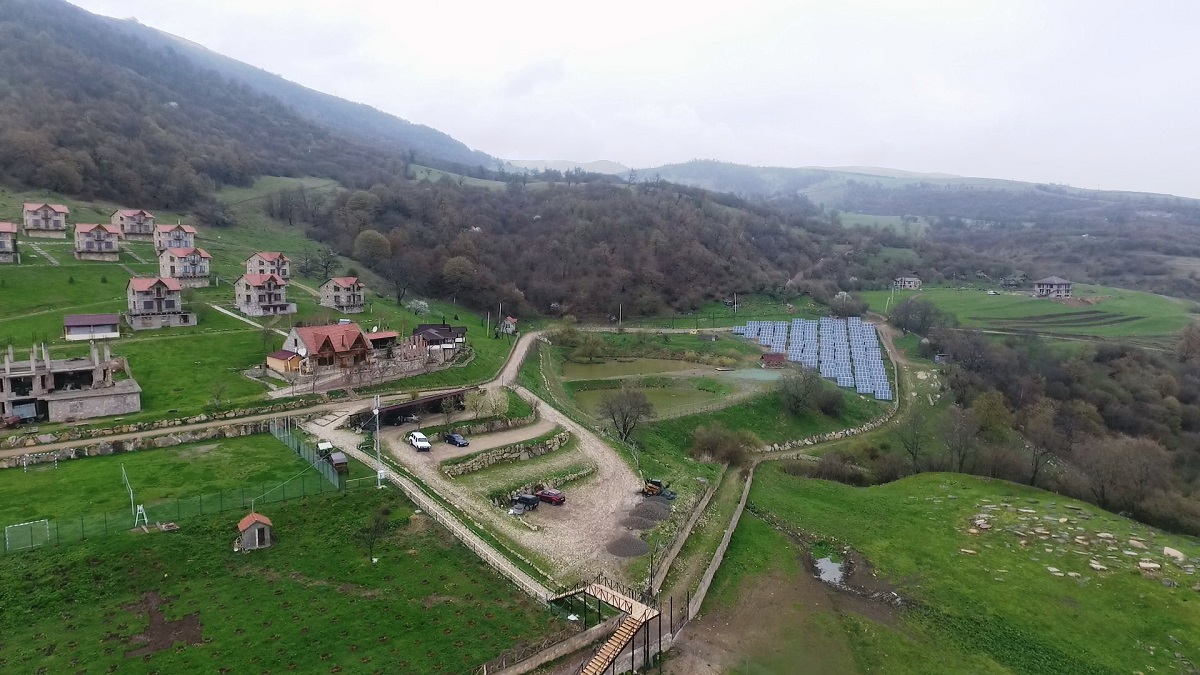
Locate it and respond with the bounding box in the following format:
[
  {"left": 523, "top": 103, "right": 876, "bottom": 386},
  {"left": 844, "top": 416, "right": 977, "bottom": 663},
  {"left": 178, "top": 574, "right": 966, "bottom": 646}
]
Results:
[{"left": 0, "top": 342, "right": 141, "bottom": 422}]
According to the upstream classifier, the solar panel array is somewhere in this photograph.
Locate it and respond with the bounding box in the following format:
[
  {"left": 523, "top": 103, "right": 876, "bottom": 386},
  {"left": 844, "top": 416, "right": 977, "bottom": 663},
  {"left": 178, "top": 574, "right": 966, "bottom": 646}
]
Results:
[{"left": 734, "top": 317, "right": 892, "bottom": 400}]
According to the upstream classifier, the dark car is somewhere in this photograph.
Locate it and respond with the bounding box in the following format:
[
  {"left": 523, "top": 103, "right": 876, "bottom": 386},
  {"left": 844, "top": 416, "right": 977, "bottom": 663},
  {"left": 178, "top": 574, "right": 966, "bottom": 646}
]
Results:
[
  {"left": 536, "top": 488, "right": 566, "bottom": 505},
  {"left": 513, "top": 494, "right": 540, "bottom": 510},
  {"left": 443, "top": 433, "right": 469, "bottom": 447}
]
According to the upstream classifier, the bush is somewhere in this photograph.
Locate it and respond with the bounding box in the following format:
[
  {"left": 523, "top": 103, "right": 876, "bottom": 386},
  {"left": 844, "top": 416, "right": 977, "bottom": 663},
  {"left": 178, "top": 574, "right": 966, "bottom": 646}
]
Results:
[
  {"left": 810, "top": 451, "right": 869, "bottom": 486},
  {"left": 815, "top": 388, "right": 845, "bottom": 417},
  {"left": 690, "top": 423, "right": 760, "bottom": 466}
]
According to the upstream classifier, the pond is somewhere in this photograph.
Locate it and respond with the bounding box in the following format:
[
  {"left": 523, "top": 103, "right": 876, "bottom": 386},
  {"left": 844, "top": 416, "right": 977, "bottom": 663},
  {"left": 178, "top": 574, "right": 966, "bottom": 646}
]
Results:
[
  {"left": 560, "top": 358, "right": 702, "bottom": 380},
  {"left": 574, "top": 387, "right": 724, "bottom": 415}
]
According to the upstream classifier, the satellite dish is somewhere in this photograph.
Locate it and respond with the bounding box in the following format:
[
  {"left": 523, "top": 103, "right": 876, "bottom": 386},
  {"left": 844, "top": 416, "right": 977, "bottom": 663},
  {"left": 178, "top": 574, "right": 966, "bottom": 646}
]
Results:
[
  {"left": 297, "top": 347, "right": 308, "bottom": 357},
  {"left": 372, "top": 326, "right": 379, "bottom": 333}
]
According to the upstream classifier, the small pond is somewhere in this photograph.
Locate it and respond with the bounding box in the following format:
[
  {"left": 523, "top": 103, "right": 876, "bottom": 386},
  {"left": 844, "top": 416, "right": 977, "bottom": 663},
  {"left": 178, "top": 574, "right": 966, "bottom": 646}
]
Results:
[
  {"left": 560, "top": 358, "right": 701, "bottom": 380},
  {"left": 814, "top": 557, "right": 845, "bottom": 585}
]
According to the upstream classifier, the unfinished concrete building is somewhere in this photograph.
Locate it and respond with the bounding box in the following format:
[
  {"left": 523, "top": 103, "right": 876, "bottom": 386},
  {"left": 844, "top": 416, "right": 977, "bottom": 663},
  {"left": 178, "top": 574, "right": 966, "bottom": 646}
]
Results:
[{"left": 1, "top": 342, "right": 142, "bottom": 422}]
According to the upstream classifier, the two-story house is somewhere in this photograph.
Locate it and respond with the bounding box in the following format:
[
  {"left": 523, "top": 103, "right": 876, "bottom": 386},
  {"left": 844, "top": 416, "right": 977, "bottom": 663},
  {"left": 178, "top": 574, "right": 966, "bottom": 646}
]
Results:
[
  {"left": 158, "top": 247, "right": 212, "bottom": 288},
  {"left": 125, "top": 277, "right": 196, "bottom": 330},
  {"left": 153, "top": 224, "right": 197, "bottom": 252},
  {"left": 74, "top": 223, "right": 121, "bottom": 261},
  {"left": 234, "top": 273, "right": 296, "bottom": 317},
  {"left": 0, "top": 222, "right": 17, "bottom": 264},
  {"left": 22, "top": 203, "right": 70, "bottom": 239},
  {"left": 246, "top": 252, "right": 290, "bottom": 279},
  {"left": 111, "top": 209, "right": 155, "bottom": 240},
  {"left": 282, "top": 323, "right": 371, "bottom": 373},
  {"left": 893, "top": 276, "right": 922, "bottom": 290},
  {"left": 1034, "top": 276, "right": 1073, "bottom": 299},
  {"left": 318, "top": 277, "right": 366, "bottom": 313}
]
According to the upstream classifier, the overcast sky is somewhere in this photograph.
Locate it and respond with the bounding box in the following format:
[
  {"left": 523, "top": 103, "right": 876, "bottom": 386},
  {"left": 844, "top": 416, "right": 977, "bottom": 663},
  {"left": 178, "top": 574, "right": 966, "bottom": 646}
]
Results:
[{"left": 72, "top": 0, "right": 1200, "bottom": 197}]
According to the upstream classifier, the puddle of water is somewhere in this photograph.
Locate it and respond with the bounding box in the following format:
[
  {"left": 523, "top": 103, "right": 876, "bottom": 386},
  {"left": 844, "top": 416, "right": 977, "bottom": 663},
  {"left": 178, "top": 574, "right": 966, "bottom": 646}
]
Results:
[
  {"left": 724, "top": 368, "right": 783, "bottom": 382},
  {"left": 815, "top": 557, "right": 845, "bottom": 585}
]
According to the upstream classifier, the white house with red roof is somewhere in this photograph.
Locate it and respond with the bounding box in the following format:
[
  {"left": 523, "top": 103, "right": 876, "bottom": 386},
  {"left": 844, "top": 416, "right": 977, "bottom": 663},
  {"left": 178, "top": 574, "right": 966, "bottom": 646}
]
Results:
[
  {"left": 110, "top": 209, "right": 155, "bottom": 240},
  {"left": 318, "top": 276, "right": 366, "bottom": 313},
  {"left": 246, "top": 252, "right": 290, "bottom": 279},
  {"left": 158, "top": 247, "right": 212, "bottom": 288},
  {"left": 281, "top": 323, "right": 371, "bottom": 373},
  {"left": 234, "top": 273, "right": 295, "bottom": 317},
  {"left": 153, "top": 223, "right": 197, "bottom": 252},
  {"left": 23, "top": 202, "right": 69, "bottom": 238},
  {"left": 0, "top": 222, "right": 17, "bottom": 263},
  {"left": 74, "top": 223, "right": 121, "bottom": 261},
  {"left": 125, "top": 277, "right": 196, "bottom": 330}
]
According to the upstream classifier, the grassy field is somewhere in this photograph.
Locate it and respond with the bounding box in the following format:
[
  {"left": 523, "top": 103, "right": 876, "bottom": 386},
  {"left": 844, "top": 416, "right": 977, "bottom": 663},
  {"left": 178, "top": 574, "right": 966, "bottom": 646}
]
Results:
[
  {"left": 593, "top": 331, "right": 766, "bottom": 364},
  {"left": 746, "top": 468, "right": 1200, "bottom": 674},
  {"left": 0, "top": 487, "right": 560, "bottom": 673},
  {"left": 617, "top": 294, "right": 826, "bottom": 330},
  {"left": 858, "top": 284, "right": 1195, "bottom": 337}
]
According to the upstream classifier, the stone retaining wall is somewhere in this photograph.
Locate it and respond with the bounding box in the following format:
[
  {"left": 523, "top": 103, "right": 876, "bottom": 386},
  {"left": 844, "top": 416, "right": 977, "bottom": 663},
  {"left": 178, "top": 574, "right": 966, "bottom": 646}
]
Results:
[
  {"left": 1, "top": 400, "right": 313, "bottom": 450},
  {"left": 0, "top": 420, "right": 298, "bottom": 470},
  {"left": 448, "top": 412, "right": 537, "bottom": 437},
  {"left": 758, "top": 400, "right": 898, "bottom": 454},
  {"left": 443, "top": 430, "right": 572, "bottom": 477}
]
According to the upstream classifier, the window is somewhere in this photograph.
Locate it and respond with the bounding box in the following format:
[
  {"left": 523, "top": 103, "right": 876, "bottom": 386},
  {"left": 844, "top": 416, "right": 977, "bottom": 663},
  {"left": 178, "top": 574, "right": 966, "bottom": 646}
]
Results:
[
  {"left": 143, "top": 301, "right": 154, "bottom": 310},
  {"left": 170, "top": 266, "right": 176, "bottom": 275},
  {"left": 244, "top": 294, "right": 251, "bottom": 304},
  {"left": 180, "top": 315, "right": 189, "bottom": 324},
  {"left": 164, "top": 300, "right": 175, "bottom": 309}
]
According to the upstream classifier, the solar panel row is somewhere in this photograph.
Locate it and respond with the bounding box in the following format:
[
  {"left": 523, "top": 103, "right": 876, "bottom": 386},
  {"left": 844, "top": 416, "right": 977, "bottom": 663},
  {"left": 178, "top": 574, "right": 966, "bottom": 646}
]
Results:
[{"left": 735, "top": 317, "right": 892, "bottom": 400}]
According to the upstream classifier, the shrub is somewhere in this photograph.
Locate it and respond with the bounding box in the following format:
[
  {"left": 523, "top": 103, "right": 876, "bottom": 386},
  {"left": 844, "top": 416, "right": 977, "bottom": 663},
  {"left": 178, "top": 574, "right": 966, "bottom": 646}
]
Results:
[
  {"left": 690, "top": 423, "right": 760, "bottom": 466},
  {"left": 815, "top": 388, "right": 845, "bottom": 417}
]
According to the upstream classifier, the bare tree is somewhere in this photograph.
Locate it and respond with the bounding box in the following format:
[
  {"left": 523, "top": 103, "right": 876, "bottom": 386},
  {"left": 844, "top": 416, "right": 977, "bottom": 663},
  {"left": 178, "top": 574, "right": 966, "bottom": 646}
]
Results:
[
  {"left": 358, "top": 507, "right": 393, "bottom": 562},
  {"left": 778, "top": 369, "right": 823, "bottom": 416},
  {"left": 894, "top": 409, "right": 929, "bottom": 469},
  {"left": 441, "top": 397, "right": 460, "bottom": 427},
  {"left": 943, "top": 406, "right": 980, "bottom": 473},
  {"left": 1072, "top": 435, "right": 1171, "bottom": 511},
  {"left": 317, "top": 248, "right": 339, "bottom": 279},
  {"left": 1177, "top": 324, "right": 1200, "bottom": 362},
  {"left": 383, "top": 258, "right": 412, "bottom": 305},
  {"left": 465, "top": 390, "right": 488, "bottom": 419},
  {"left": 209, "top": 380, "right": 229, "bottom": 410},
  {"left": 598, "top": 386, "right": 655, "bottom": 442}
]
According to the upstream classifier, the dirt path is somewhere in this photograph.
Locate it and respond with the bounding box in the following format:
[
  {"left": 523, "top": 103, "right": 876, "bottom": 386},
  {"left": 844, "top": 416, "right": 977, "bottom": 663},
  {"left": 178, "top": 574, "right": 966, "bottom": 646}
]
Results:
[
  {"left": 207, "top": 303, "right": 289, "bottom": 336},
  {"left": 387, "top": 417, "right": 558, "bottom": 463}
]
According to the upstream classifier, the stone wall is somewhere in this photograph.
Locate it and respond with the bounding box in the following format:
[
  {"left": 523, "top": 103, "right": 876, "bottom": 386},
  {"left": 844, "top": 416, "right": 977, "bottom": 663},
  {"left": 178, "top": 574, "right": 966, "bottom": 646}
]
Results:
[
  {"left": 2, "top": 399, "right": 313, "bottom": 450},
  {"left": 448, "top": 412, "right": 537, "bottom": 437},
  {"left": 0, "top": 420, "right": 283, "bottom": 470},
  {"left": 442, "top": 430, "right": 572, "bottom": 478},
  {"left": 47, "top": 389, "right": 141, "bottom": 422},
  {"left": 758, "top": 400, "right": 898, "bottom": 454}
]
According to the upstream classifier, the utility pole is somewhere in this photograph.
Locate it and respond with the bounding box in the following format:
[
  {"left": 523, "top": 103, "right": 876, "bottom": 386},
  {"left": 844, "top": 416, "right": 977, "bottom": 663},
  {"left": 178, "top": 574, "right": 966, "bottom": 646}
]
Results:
[
  {"left": 373, "top": 395, "right": 384, "bottom": 489},
  {"left": 619, "top": 303, "right": 623, "bottom": 328}
]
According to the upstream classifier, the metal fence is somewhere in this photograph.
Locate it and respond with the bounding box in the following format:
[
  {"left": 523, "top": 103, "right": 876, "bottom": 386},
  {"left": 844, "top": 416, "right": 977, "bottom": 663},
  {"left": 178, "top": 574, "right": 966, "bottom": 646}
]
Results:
[{"left": 270, "top": 417, "right": 344, "bottom": 488}]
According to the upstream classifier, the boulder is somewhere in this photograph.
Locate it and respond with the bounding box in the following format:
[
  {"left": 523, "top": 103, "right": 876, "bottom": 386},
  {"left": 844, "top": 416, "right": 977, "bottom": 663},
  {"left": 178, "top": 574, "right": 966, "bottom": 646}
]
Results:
[
  {"left": 1140, "top": 561, "right": 1162, "bottom": 571},
  {"left": 1096, "top": 532, "right": 1114, "bottom": 540},
  {"left": 959, "top": 549, "right": 977, "bottom": 555},
  {"left": 1163, "top": 547, "right": 1185, "bottom": 562},
  {"left": 1128, "top": 539, "right": 1147, "bottom": 549},
  {"left": 1089, "top": 561, "right": 1107, "bottom": 571}
]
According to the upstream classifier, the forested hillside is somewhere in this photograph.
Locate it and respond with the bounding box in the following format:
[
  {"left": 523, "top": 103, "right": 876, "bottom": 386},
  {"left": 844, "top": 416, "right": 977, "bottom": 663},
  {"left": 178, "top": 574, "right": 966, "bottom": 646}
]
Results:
[{"left": 0, "top": 0, "right": 408, "bottom": 210}]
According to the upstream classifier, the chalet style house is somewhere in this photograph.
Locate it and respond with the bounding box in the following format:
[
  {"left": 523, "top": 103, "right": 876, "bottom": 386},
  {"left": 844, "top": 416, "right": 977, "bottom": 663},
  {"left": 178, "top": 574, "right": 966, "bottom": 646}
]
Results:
[
  {"left": 22, "top": 202, "right": 69, "bottom": 238},
  {"left": 893, "top": 276, "right": 922, "bottom": 290},
  {"left": 281, "top": 323, "right": 371, "bottom": 373},
  {"left": 153, "top": 223, "right": 197, "bottom": 252},
  {"left": 246, "top": 252, "right": 290, "bottom": 279},
  {"left": 234, "top": 273, "right": 295, "bottom": 317},
  {"left": 1, "top": 342, "right": 141, "bottom": 422},
  {"left": 1034, "top": 276, "right": 1073, "bottom": 299},
  {"left": 0, "top": 222, "right": 17, "bottom": 263},
  {"left": 319, "top": 277, "right": 366, "bottom": 313},
  {"left": 158, "top": 247, "right": 212, "bottom": 287},
  {"left": 74, "top": 223, "right": 121, "bottom": 261},
  {"left": 125, "top": 277, "right": 196, "bottom": 330},
  {"left": 111, "top": 209, "right": 155, "bottom": 240}
]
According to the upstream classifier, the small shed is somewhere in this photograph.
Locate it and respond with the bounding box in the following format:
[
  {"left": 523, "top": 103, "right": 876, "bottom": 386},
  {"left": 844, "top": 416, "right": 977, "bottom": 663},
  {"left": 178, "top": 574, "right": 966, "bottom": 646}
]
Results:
[
  {"left": 761, "top": 353, "right": 787, "bottom": 369},
  {"left": 266, "top": 349, "right": 301, "bottom": 373},
  {"left": 327, "top": 451, "right": 349, "bottom": 474},
  {"left": 237, "top": 512, "right": 273, "bottom": 551},
  {"left": 64, "top": 313, "right": 121, "bottom": 341}
]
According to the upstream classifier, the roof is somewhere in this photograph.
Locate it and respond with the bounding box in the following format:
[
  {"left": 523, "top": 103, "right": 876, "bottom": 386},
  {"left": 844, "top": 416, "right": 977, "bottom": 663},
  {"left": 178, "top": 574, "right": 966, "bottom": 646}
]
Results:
[
  {"left": 240, "top": 273, "right": 286, "bottom": 287},
  {"left": 155, "top": 223, "right": 196, "bottom": 233},
  {"left": 414, "top": 324, "right": 467, "bottom": 338},
  {"left": 114, "top": 209, "right": 154, "bottom": 218},
  {"left": 267, "top": 350, "right": 300, "bottom": 361},
  {"left": 0, "top": 222, "right": 16, "bottom": 233},
  {"left": 249, "top": 252, "right": 289, "bottom": 263},
  {"left": 504, "top": 316, "right": 518, "bottom": 323},
  {"left": 328, "top": 452, "right": 348, "bottom": 464},
  {"left": 75, "top": 223, "right": 120, "bottom": 234},
  {"left": 164, "top": 247, "right": 212, "bottom": 259},
  {"left": 237, "top": 512, "right": 273, "bottom": 532},
  {"left": 325, "top": 276, "right": 360, "bottom": 288},
  {"left": 64, "top": 313, "right": 120, "bottom": 327},
  {"left": 366, "top": 330, "right": 399, "bottom": 342},
  {"left": 894, "top": 276, "right": 920, "bottom": 282},
  {"left": 415, "top": 327, "right": 462, "bottom": 342},
  {"left": 1036, "top": 276, "right": 1071, "bottom": 285},
  {"left": 292, "top": 323, "right": 369, "bottom": 355},
  {"left": 761, "top": 353, "right": 787, "bottom": 362},
  {"left": 128, "top": 277, "right": 182, "bottom": 292},
  {"left": 23, "top": 202, "right": 69, "bottom": 214}
]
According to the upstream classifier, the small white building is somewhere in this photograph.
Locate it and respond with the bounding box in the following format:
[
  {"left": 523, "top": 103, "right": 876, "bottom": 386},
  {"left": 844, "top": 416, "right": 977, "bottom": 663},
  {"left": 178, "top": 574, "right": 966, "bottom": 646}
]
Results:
[
  {"left": 1034, "top": 276, "right": 1073, "bottom": 299},
  {"left": 236, "top": 512, "right": 273, "bottom": 551},
  {"left": 893, "top": 276, "right": 922, "bottom": 290}
]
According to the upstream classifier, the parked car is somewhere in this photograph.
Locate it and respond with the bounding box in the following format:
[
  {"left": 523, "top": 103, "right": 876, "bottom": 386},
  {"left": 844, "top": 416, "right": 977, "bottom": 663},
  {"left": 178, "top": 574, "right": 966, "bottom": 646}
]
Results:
[
  {"left": 536, "top": 488, "right": 566, "bottom": 505},
  {"left": 407, "top": 431, "right": 432, "bottom": 451},
  {"left": 512, "top": 494, "right": 540, "bottom": 510},
  {"left": 443, "top": 433, "right": 469, "bottom": 447},
  {"left": 391, "top": 413, "right": 420, "bottom": 426}
]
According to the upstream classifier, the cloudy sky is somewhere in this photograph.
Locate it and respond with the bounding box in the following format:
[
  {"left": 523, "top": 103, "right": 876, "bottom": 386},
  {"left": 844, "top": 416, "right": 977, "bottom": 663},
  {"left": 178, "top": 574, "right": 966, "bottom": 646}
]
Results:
[{"left": 72, "top": 0, "right": 1200, "bottom": 197}]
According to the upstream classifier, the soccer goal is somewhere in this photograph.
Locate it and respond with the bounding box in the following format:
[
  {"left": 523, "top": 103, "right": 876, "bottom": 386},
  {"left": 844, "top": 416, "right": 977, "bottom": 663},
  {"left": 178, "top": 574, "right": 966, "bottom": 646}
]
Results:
[{"left": 5, "top": 519, "right": 51, "bottom": 552}]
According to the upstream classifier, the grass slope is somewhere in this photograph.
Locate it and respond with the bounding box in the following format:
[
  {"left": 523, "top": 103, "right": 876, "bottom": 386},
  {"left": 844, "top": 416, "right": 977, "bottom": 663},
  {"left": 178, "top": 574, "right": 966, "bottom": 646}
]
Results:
[{"left": 750, "top": 468, "right": 1200, "bottom": 675}]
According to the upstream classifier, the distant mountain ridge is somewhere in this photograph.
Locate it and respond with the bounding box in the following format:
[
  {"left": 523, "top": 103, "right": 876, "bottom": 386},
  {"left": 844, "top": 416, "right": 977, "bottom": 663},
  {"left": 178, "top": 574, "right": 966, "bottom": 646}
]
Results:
[
  {"left": 95, "top": 16, "right": 496, "bottom": 170},
  {"left": 505, "top": 159, "right": 629, "bottom": 175}
]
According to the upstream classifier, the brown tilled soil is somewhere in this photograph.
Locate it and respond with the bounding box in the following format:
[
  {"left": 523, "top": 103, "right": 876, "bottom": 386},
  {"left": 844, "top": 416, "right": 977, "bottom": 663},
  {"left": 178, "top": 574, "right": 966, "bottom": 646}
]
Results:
[{"left": 120, "top": 591, "right": 203, "bottom": 659}]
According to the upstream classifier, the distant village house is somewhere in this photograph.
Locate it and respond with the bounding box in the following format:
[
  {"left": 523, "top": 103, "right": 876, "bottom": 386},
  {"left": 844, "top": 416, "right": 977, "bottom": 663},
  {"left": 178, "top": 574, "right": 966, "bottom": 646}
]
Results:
[
  {"left": 74, "top": 223, "right": 121, "bottom": 261},
  {"left": 126, "top": 277, "right": 196, "bottom": 330},
  {"left": 0, "top": 222, "right": 17, "bottom": 263},
  {"left": 159, "top": 247, "right": 212, "bottom": 288},
  {"left": 246, "top": 252, "right": 290, "bottom": 279},
  {"left": 893, "top": 276, "right": 922, "bottom": 290},
  {"left": 153, "top": 223, "right": 196, "bottom": 252},
  {"left": 281, "top": 323, "right": 370, "bottom": 374},
  {"left": 1034, "top": 276, "right": 1073, "bottom": 299},
  {"left": 414, "top": 323, "right": 466, "bottom": 361},
  {"left": 22, "top": 202, "right": 69, "bottom": 238},
  {"left": 319, "top": 277, "right": 365, "bottom": 313},
  {"left": 111, "top": 209, "right": 155, "bottom": 240},
  {"left": 234, "top": 273, "right": 295, "bottom": 317},
  {"left": 500, "top": 316, "right": 518, "bottom": 335}
]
